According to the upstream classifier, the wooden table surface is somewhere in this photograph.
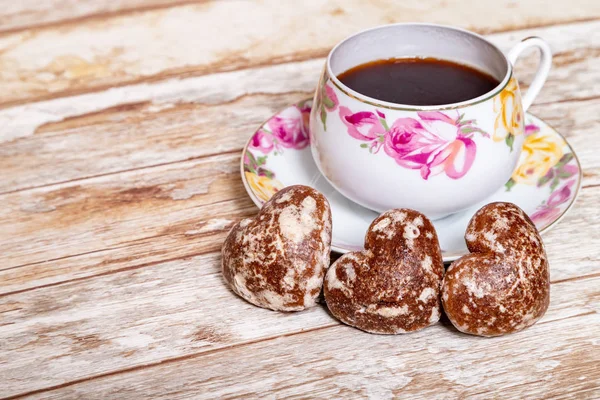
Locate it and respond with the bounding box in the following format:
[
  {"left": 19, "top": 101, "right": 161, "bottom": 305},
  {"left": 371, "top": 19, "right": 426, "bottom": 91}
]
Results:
[{"left": 1, "top": 1, "right": 600, "bottom": 398}]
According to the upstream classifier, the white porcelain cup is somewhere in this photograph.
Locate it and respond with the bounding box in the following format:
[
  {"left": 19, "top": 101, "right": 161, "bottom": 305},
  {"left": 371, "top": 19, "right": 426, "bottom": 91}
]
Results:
[{"left": 309, "top": 23, "right": 552, "bottom": 220}]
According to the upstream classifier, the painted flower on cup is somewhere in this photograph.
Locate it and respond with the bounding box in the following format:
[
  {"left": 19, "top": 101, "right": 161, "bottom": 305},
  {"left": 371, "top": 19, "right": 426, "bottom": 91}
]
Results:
[
  {"left": 530, "top": 179, "right": 575, "bottom": 226},
  {"left": 505, "top": 123, "right": 577, "bottom": 192},
  {"left": 338, "top": 107, "right": 387, "bottom": 152},
  {"left": 338, "top": 107, "right": 488, "bottom": 180},
  {"left": 250, "top": 105, "right": 309, "bottom": 155},
  {"left": 494, "top": 78, "right": 524, "bottom": 151},
  {"left": 315, "top": 75, "right": 339, "bottom": 131}
]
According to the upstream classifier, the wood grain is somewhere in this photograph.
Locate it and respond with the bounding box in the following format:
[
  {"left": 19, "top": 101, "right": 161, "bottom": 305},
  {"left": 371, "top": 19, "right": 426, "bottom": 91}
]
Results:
[
  {"left": 0, "top": 0, "right": 196, "bottom": 34},
  {"left": 2, "top": 271, "right": 598, "bottom": 398},
  {"left": 0, "top": 21, "right": 598, "bottom": 304},
  {"left": 26, "top": 314, "right": 600, "bottom": 399},
  {"left": 2, "top": 21, "right": 599, "bottom": 195},
  {"left": 1, "top": 182, "right": 598, "bottom": 296},
  {"left": 2, "top": 1, "right": 599, "bottom": 398},
  {"left": 1, "top": 153, "right": 249, "bottom": 269},
  {"left": 0, "top": 1, "right": 598, "bottom": 107}
]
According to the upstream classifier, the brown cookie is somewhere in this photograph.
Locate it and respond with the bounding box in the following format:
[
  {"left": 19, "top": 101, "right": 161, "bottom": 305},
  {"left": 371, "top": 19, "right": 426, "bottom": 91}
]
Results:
[
  {"left": 442, "top": 202, "right": 550, "bottom": 337},
  {"left": 222, "top": 185, "right": 332, "bottom": 311},
  {"left": 324, "top": 209, "right": 444, "bottom": 334}
]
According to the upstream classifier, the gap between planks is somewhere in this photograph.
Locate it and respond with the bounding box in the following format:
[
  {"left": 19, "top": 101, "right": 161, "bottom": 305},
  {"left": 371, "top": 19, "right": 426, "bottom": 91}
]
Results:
[
  {"left": 2, "top": 227, "right": 599, "bottom": 300},
  {"left": 6, "top": 253, "right": 598, "bottom": 298},
  {"left": 0, "top": 148, "right": 243, "bottom": 196},
  {"left": 3, "top": 309, "right": 596, "bottom": 400},
  {"left": 2, "top": 90, "right": 598, "bottom": 197},
  {"left": 1, "top": 324, "right": 335, "bottom": 400},
  {"left": 2, "top": 3, "right": 596, "bottom": 38},
  {"left": 0, "top": 16, "right": 598, "bottom": 110},
  {"left": 0, "top": 0, "right": 212, "bottom": 36},
  {"left": 2, "top": 19, "right": 599, "bottom": 195}
]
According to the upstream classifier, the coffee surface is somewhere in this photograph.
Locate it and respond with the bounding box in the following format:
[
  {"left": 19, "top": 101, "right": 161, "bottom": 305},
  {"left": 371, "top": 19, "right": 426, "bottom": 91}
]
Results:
[{"left": 337, "top": 57, "right": 500, "bottom": 106}]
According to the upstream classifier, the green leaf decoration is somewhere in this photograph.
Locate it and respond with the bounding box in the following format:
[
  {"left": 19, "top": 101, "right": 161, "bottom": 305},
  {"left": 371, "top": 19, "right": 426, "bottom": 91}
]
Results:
[
  {"left": 263, "top": 169, "right": 274, "bottom": 179},
  {"left": 457, "top": 113, "right": 465, "bottom": 123},
  {"left": 379, "top": 118, "right": 390, "bottom": 131},
  {"left": 505, "top": 134, "right": 515, "bottom": 151},
  {"left": 320, "top": 108, "right": 327, "bottom": 131},
  {"left": 256, "top": 155, "right": 267, "bottom": 166},
  {"left": 360, "top": 143, "right": 368, "bottom": 148},
  {"left": 555, "top": 153, "right": 574, "bottom": 168},
  {"left": 557, "top": 169, "right": 575, "bottom": 179},
  {"left": 459, "top": 126, "right": 490, "bottom": 138},
  {"left": 550, "top": 178, "right": 560, "bottom": 191},
  {"left": 505, "top": 178, "right": 516, "bottom": 192},
  {"left": 246, "top": 151, "right": 258, "bottom": 167},
  {"left": 537, "top": 172, "right": 553, "bottom": 187},
  {"left": 322, "top": 96, "right": 335, "bottom": 109}
]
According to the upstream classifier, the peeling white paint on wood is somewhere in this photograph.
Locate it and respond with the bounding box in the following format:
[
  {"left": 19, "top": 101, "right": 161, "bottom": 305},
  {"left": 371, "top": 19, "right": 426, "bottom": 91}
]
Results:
[
  {"left": 0, "top": 1, "right": 599, "bottom": 398},
  {"left": 0, "top": 0, "right": 599, "bottom": 106}
]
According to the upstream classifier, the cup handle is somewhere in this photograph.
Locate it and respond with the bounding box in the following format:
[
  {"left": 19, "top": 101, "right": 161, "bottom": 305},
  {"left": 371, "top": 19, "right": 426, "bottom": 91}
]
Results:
[{"left": 507, "top": 36, "right": 552, "bottom": 111}]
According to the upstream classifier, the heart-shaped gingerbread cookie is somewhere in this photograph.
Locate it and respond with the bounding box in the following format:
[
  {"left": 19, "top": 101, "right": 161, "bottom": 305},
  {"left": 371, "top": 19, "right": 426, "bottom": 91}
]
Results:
[
  {"left": 324, "top": 209, "right": 444, "bottom": 334},
  {"left": 442, "top": 202, "right": 550, "bottom": 336},
  {"left": 222, "top": 185, "right": 332, "bottom": 311}
]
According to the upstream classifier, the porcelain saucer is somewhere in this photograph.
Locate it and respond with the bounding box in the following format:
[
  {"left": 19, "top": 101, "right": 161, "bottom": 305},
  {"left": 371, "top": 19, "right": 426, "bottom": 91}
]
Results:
[{"left": 241, "top": 98, "right": 581, "bottom": 262}]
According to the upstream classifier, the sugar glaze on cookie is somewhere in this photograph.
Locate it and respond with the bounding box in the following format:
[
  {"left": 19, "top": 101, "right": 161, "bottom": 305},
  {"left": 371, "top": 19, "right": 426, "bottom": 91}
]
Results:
[
  {"left": 442, "top": 202, "right": 550, "bottom": 337},
  {"left": 222, "top": 185, "right": 332, "bottom": 311},
  {"left": 324, "top": 209, "right": 444, "bottom": 334}
]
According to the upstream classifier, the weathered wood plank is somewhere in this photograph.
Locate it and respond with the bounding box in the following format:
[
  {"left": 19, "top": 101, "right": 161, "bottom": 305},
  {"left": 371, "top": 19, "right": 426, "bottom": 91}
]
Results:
[
  {"left": 1, "top": 2, "right": 597, "bottom": 399},
  {"left": 2, "top": 269, "right": 598, "bottom": 398},
  {"left": 0, "top": 1, "right": 598, "bottom": 107},
  {"left": 1, "top": 153, "right": 252, "bottom": 269},
  {"left": 0, "top": 86, "right": 316, "bottom": 194},
  {"left": 0, "top": 17, "right": 596, "bottom": 322},
  {"left": 1, "top": 183, "right": 598, "bottom": 297},
  {"left": 0, "top": 0, "right": 192, "bottom": 34},
  {"left": 1, "top": 20, "right": 599, "bottom": 194},
  {"left": 51, "top": 313, "right": 600, "bottom": 399}
]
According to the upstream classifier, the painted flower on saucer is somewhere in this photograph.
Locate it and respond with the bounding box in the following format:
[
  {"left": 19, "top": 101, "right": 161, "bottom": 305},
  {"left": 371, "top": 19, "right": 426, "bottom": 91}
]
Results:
[
  {"left": 243, "top": 100, "right": 311, "bottom": 201},
  {"left": 505, "top": 123, "right": 578, "bottom": 192}
]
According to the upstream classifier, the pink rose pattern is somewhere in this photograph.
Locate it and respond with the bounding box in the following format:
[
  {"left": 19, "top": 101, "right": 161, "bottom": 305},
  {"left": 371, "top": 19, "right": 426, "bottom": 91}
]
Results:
[
  {"left": 525, "top": 123, "right": 540, "bottom": 136},
  {"left": 338, "top": 107, "right": 488, "bottom": 180},
  {"left": 249, "top": 100, "right": 311, "bottom": 155},
  {"left": 245, "top": 99, "right": 311, "bottom": 178},
  {"left": 530, "top": 179, "right": 575, "bottom": 226}
]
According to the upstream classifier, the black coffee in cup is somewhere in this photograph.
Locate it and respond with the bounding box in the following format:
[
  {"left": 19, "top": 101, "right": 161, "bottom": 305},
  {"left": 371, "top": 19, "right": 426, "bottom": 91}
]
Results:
[{"left": 337, "top": 57, "right": 499, "bottom": 106}]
